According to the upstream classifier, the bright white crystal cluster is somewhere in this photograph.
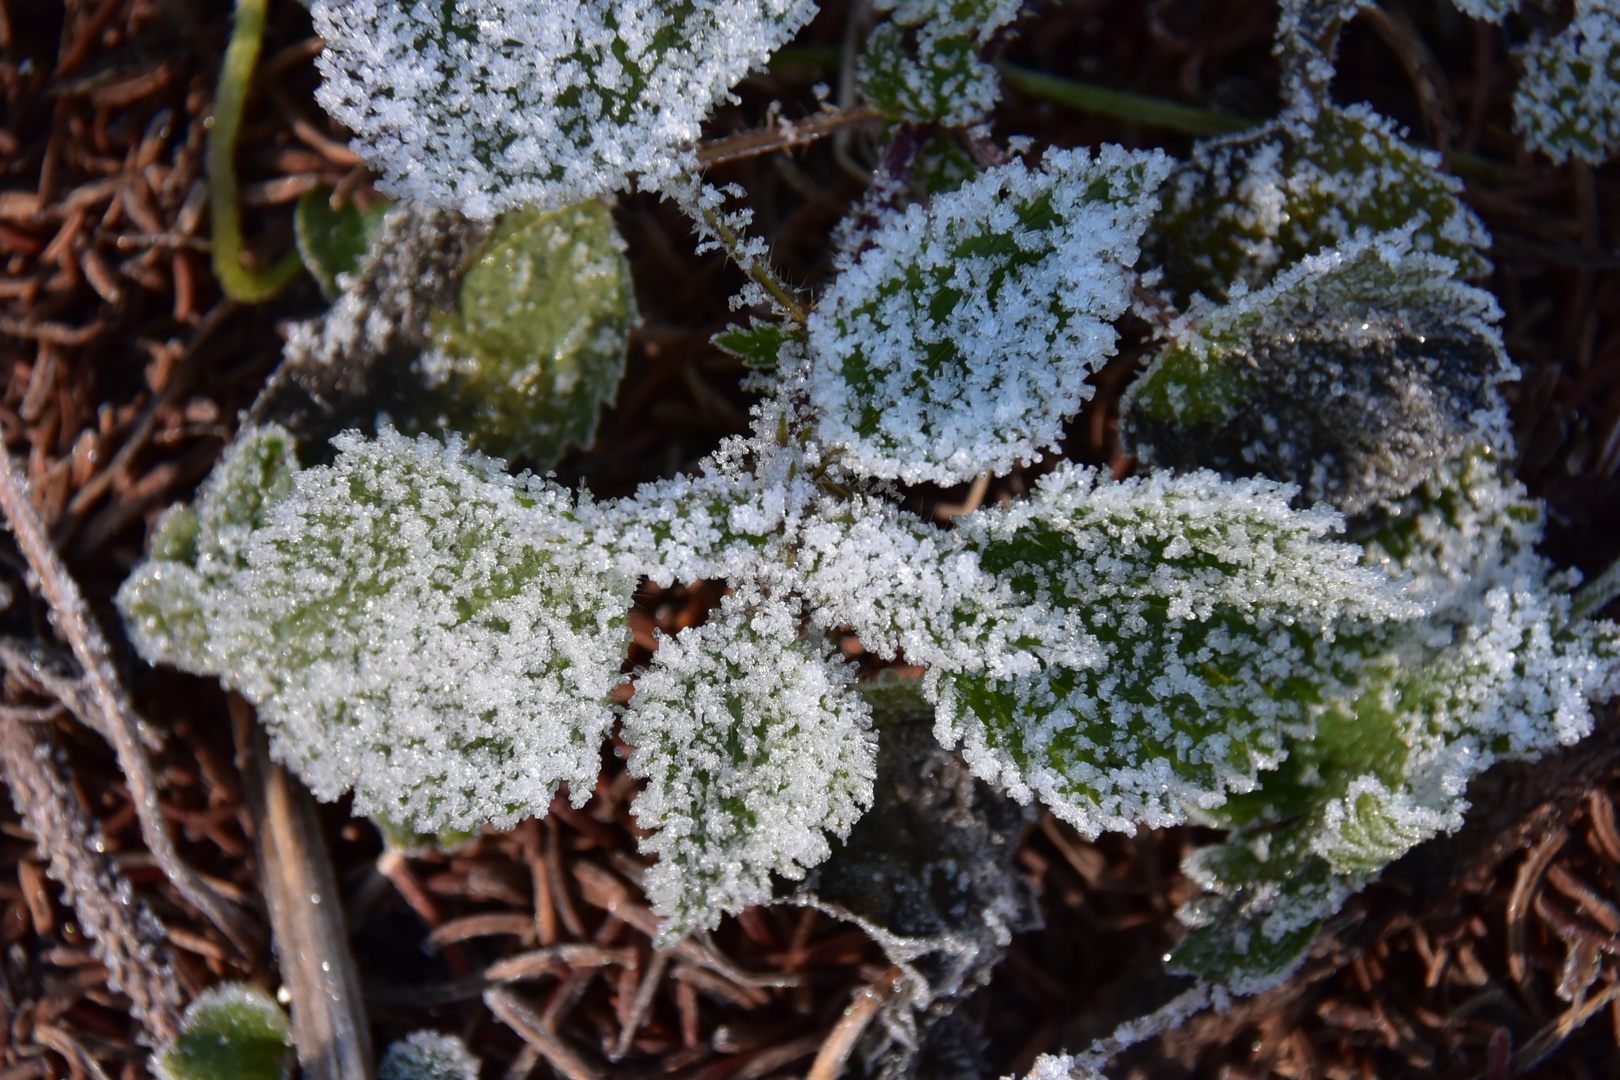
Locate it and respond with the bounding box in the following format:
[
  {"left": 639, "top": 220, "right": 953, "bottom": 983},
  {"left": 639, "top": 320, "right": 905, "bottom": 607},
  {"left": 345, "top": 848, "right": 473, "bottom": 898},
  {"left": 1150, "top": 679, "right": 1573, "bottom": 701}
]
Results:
[
  {"left": 311, "top": 0, "right": 817, "bottom": 217},
  {"left": 860, "top": 0, "right": 1025, "bottom": 125},
  {"left": 807, "top": 146, "right": 1170, "bottom": 485},
  {"left": 1515, "top": 0, "right": 1620, "bottom": 165}
]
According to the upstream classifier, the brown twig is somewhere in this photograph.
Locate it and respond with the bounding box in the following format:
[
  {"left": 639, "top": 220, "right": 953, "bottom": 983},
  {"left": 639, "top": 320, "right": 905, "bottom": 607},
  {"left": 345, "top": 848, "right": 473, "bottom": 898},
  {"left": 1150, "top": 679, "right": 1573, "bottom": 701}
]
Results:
[
  {"left": 0, "top": 704, "right": 183, "bottom": 1044},
  {"left": 695, "top": 107, "right": 884, "bottom": 168},
  {"left": 0, "top": 444, "right": 256, "bottom": 954},
  {"left": 486, "top": 987, "right": 604, "bottom": 1080}
]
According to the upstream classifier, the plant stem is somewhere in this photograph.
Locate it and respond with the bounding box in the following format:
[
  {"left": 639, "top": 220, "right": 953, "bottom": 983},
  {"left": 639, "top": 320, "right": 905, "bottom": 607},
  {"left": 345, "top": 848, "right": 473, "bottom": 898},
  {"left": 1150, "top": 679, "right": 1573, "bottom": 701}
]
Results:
[
  {"left": 1573, "top": 556, "right": 1620, "bottom": 622},
  {"left": 696, "top": 201, "right": 810, "bottom": 324},
  {"left": 0, "top": 447, "right": 260, "bottom": 957},
  {"left": 209, "top": 0, "right": 304, "bottom": 301},
  {"left": 997, "top": 62, "right": 1257, "bottom": 138},
  {"left": 696, "top": 106, "right": 883, "bottom": 168}
]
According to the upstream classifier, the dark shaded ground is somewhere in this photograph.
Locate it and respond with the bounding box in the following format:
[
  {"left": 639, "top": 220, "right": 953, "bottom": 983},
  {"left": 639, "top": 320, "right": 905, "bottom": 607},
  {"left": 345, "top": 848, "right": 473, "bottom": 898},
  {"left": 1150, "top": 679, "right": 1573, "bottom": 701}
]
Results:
[{"left": 0, "top": 0, "right": 1617, "bottom": 1078}]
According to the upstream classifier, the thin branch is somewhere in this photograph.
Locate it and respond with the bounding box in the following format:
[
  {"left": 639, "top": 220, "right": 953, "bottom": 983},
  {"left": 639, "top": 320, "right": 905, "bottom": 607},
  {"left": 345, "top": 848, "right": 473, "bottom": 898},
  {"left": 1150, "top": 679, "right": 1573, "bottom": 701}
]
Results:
[
  {"left": 804, "top": 966, "right": 902, "bottom": 1080},
  {"left": 0, "top": 446, "right": 258, "bottom": 954},
  {"left": 486, "top": 987, "right": 603, "bottom": 1080},
  {"left": 0, "top": 702, "right": 182, "bottom": 1044},
  {"left": 997, "top": 62, "right": 1256, "bottom": 138},
  {"left": 695, "top": 200, "right": 811, "bottom": 324},
  {"left": 695, "top": 106, "right": 884, "bottom": 168},
  {"left": 231, "top": 698, "right": 372, "bottom": 1080}
]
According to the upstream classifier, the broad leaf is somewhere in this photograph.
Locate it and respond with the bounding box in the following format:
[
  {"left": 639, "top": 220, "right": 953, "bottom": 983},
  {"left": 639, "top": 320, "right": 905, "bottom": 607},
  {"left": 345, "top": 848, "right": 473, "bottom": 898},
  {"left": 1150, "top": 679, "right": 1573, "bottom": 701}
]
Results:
[
  {"left": 806, "top": 145, "right": 1170, "bottom": 485},
  {"left": 311, "top": 0, "right": 817, "bottom": 217},
  {"left": 294, "top": 185, "right": 390, "bottom": 299},
  {"left": 418, "top": 200, "right": 637, "bottom": 469},
  {"left": 153, "top": 985, "right": 292, "bottom": 1080}
]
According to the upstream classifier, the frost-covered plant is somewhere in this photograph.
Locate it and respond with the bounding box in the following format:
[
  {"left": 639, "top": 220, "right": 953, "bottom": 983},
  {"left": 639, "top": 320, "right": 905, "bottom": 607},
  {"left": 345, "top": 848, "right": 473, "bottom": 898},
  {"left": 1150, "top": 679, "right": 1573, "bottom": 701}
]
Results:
[
  {"left": 124, "top": 0, "right": 1620, "bottom": 1028},
  {"left": 152, "top": 985, "right": 292, "bottom": 1080}
]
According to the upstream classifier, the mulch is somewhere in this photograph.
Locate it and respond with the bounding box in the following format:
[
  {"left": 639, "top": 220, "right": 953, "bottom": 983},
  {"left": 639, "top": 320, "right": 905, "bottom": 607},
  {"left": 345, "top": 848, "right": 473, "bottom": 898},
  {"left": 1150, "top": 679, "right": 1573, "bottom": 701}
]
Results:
[{"left": 0, "top": 0, "right": 1616, "bottom": 1078}]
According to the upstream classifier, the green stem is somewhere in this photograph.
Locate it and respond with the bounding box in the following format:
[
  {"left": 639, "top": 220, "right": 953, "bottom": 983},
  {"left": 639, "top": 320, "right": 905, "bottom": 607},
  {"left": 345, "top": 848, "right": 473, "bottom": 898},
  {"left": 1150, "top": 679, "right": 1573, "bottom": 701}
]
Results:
[
  {"left": 209, "top": 0, "right": 304, "bottom": 302},
  {"left": 1573, "top": 556, "right": 1620, "bottom": 622},
  {"left": 698, "top": 203, "right": 810, "bottom": 325},
  {"left": 997, "top": 61, "right": 1505, "bottom": 185},
  {"left": 997, "top": 63, "right": 1258, "bottom": 139}
]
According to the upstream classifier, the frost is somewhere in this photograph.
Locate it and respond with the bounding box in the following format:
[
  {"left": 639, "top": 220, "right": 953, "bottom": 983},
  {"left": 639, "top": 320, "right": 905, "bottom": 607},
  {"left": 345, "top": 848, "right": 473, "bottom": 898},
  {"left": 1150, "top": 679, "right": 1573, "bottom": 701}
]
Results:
[
  {"left": 624, "top": 588, "right": 877, "bottom": 938},
  {"left": 1273, "top": 0, "right": 1369, "bottom": 112},
  {"left": 1122, "top": 229, "right": 1515, "bottom": 512},
  {"left": 939, "top": 462, "right": 1416, "bottom": 838},
  {"left": 118, "top": 427, "right": 634, "bottom": 833},
  {"left": 1149, "top": 103, "right": 1491, "bottom": 306},
  {"left": 1450, "top": 0, "right": 1521, "bottom": 17},
  {"left": 1514, "top": 0, "right": 1620, "bottom": 165},
  {"left": 311, "top": 0, "right": 817, "bottom": 217},
  {"left": 378, "top": 1032, "right": 480, "bottom": 1080},
  {"left": 860, "top": 0, "right": 1025, "bottom": 126},
  {"left": 807, "top": 146, "right": 1171, "bottom": 485},
  {"left": 153, "top": 984, "right": 292, "bottom": 1080}
]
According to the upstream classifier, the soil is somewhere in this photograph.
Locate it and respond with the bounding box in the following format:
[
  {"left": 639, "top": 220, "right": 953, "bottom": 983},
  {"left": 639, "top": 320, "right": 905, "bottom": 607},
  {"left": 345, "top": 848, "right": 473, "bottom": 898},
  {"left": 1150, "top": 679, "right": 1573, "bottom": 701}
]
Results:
[{"left": 0, "top": 1, "right": 1619, "bottom": 1079}]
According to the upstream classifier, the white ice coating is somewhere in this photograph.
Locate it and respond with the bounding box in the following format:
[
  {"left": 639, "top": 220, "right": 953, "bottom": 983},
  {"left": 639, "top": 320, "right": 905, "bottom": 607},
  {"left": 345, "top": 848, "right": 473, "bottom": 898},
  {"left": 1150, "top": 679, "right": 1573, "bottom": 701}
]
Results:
[
  {"left": 862, "top": 0, "right": 1024, "bottom": 125},
  {"left": 311, "top": 0, "right": 817, "bottom": 217},
  {"left": 625, "top": 588, "right": 876, "bottom": 937},
  {"left": 378, "top": 1031, "right": 481, "bottom": 1080},
  {"left": 1514, "top": 0, "right": 1620, "bottom": 165},
  {"left": 807, "top": 145, "right": 1171, "bottom": 485}
]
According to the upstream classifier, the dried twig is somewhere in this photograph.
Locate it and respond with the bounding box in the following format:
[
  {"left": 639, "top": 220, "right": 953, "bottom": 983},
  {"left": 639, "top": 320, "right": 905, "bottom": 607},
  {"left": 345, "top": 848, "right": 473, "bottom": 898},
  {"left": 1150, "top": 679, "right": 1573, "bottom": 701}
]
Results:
[
  {"left": 232, "top": 698, "right": 372, "bottom": 1080},
  {"left": 1507, "top": 829, "right": 1567, "bottom": 984},
  {"left": 695, "top": 106, "right": 884, "bottom": 167},
  {"left": 804, "top": 966, "right": 902, "bottom": 1080},
  {"left": 0, "top": 704, "right": 182, "bottom": 1044},
  {"left": 0, "top": 445, "right": 256, "bottom": 953},
  {"left": 487, "top": 987, "right": 603, "bottom": 1080}
]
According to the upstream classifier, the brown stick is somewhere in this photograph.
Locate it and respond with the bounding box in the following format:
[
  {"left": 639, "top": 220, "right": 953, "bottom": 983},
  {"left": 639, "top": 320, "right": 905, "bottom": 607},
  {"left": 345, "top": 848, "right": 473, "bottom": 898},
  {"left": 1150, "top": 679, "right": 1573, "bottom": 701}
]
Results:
[
  {"left": 486, "top": 987, "right": 603, "bottom": 1080},
  {"left": 0, "top": 705, "right": 183, "bottom": 1043},
  {"left": 804, "top": 966, "right": 903, "bottom": 1080},
  {"left": 695, "top": 106, "right": 884, "bottom": 168},
  {"left": 0, "top": 444, "right": 256, "bottom": 954},
  {"left": 231, "top": 697, "right": 372, "bottom": 1080}
]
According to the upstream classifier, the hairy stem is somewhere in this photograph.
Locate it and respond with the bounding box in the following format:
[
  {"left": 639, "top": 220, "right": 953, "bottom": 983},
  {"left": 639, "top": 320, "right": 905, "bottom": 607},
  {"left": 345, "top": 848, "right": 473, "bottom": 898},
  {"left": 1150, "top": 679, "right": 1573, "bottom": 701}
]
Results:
[
  {"left": 0, "top": 447, "right": 258, "bottom": 955},
  {"left": 208, "top": 0, "right": 304, "bottom": 301},
  {"left": 696, "top": 106, "right": 884, "bottom": 168}
]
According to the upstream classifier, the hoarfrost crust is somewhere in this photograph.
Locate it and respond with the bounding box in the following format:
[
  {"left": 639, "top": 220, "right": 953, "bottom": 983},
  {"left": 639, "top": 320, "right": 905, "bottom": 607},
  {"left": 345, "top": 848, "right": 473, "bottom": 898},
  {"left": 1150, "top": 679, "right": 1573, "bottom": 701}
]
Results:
[
  {"left": 1514, "top": 0, "right": 1620, "bottom": 165},
  {"left": 311, "top": 0, "right": 817, "bottom": 217},
  {"left": 807, "top": 146, "right": 1171, "bottom": 485},
  {"left": 625, "top": 591, "right": 877, "bottom": 937}
]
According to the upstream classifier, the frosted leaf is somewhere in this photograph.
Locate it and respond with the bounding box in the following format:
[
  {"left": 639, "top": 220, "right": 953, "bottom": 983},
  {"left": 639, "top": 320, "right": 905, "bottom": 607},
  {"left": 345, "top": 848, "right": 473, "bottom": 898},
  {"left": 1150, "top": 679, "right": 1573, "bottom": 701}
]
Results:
[
  {"left": 118, "top": 426, "right": 299, "bottom": 673},
  {"left": 624, "top": 589, "right": 876, "bottom": 938},
  {"left": 712, "top": 319, "right": 806, "bottom": 370},
  {"left": 152, "top": 984, "right": 292, "bottom": 1080},
  {"left": 416, "top": 200, "right": 638, "bottom": 468},
  {"left": 859, "top": 0, "right": 1025, "bottom": 127},
  {"left": 1148, "top": 103, "right": 1491, "bottom": 306},
  {"left": 1171, "top": 449, "right": 1620, "bottom": 990},
  {"left": 378, "top": 1032, "right": 480, "bottom": 1080},
  {"left": 120, "top": 428, "right": 633, "bottom": 833},
  {"left": 294, "top": 185, "right": 390, "bottom": 300},
  {"left": 807, "top": 146, "right": 1171, "bottom": 485},
  {"left": 1121, "top": 230, "right": 1515, "bottom": 513},
  {"left": 1273, "top": 0, "right": 1369, "bottom": 111},
  {"left": 937, "top": 462, "right": 1414, "bottom": 838},
  {"left": 1514, "top": 0, "right": 1620, "bottom": 165},
  {"left": 311, "top": 0, "right": 817, "bottom": 217},
  {"left": 1450, "top": 0, "right": 1521, "bottom": 17}
]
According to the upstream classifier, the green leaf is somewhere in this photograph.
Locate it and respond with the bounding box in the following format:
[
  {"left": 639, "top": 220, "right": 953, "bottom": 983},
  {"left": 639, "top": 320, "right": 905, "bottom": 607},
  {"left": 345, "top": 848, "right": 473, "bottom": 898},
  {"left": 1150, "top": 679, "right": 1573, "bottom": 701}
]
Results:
[
  {"left": 1148, "top": 103, "right": 1491, "bottom": 307},
  {"left": 118, "top": 428, "right": 634, "bottom": 834},
  {"left": 712, "top": 319, "right": 805, "bottom": 369},
  {"left": 1121, "top": 230, "right": 1513, "bottom": 512},
  {"left": 624, "top": 589, "right": 876, "bottom": 939},
  {"left": 153, "top": 985, "right": 292, "bottom": 1080},
  {"left": 858, "top": 0, "right": 1023, "bottom": 126},
  {"left": 413, "top": 200, "right": 637, "bottom": 469},
  {"left": 294, "top": 185, "right": 390, "bottom": 300},
  {"left": 806, "top": 145, "right": 1170, "bottom": 485},
  {"left": 311, "top": 0, "right": 817, "bottom": 216},
  {"left": 1514, "top": 2, "right": 1620, "bottom": 165}
]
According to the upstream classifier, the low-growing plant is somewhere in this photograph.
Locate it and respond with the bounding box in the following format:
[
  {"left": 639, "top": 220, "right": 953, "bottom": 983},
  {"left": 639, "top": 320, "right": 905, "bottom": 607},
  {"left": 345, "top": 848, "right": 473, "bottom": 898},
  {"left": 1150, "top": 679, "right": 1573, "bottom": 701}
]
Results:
[{"left": 124, "top": 0, "right": 1620, "bottom": 1065}]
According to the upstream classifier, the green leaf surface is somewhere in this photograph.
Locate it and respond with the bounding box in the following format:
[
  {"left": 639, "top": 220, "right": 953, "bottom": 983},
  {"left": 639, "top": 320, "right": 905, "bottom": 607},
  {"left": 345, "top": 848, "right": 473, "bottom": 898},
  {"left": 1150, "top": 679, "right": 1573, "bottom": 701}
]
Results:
[
  {"left": 153, "top": 985, "right": 291, "bottom": 1080},
  {"left": 294, "top": 185, "right": 390, "bottom": 299},
  {"left": 413, "top": 200, "right": 637, "bottom": 469}
]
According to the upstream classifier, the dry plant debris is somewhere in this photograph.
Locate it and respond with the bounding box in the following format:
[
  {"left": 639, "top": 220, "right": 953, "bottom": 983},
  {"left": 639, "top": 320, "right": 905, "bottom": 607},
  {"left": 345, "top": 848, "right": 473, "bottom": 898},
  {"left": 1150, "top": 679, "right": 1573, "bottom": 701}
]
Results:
[{"left": 0, "top": 1, "right": 1616, "bottom": 1079}]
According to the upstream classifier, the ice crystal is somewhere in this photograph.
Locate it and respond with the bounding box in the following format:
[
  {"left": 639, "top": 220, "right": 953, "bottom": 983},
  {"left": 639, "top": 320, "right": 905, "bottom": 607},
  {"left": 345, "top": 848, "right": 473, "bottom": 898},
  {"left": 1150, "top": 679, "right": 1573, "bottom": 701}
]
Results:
[
  {"left": 1122, "top": 229, "right": 1515, "bottom": 512},
  {"left": 118, "top": 427, "right": 634, "bottom": 832},
  {"left": 378, "top": 1032, "right": 480, "bottom": 1080},
  {"left": 859, "top": 0, "right": 1024, "bottom": 126},
  {"left": 311, "top": 0, "right": 817, "bottom": 217},
  {"left": 1515, "top": 0, "right": 1620, "bottom": 165},
  {"left": 1171, "top": 451, "right": 1620, "bottom": 991},
  {"left": 807, "top": 146, "right": 1170, "bottom": 485},
  {"left": 624, "top": 589, "right": 876, "bottom": 937},
  {"left": 1149, "top": 103, "right": 1490, "bottom": 306},
  {"left": 939, "top": 461, "right": 1416, "bottom": 839}
]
